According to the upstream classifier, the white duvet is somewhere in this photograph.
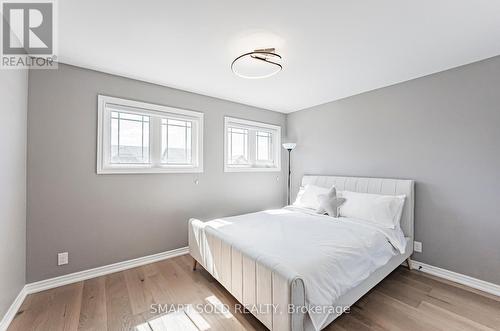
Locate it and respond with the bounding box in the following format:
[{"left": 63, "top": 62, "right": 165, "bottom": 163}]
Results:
[{"left": 200, "top": 207, "right": 407, "bottom": 330}]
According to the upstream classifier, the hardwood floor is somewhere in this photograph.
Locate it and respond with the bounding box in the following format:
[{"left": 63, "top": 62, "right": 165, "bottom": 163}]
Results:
[{"left": 8, "top": 255, "right": 500, "bottom": 331}]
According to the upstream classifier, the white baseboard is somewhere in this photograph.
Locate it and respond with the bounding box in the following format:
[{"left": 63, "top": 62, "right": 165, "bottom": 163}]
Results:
[
  {"left": 26, "top": 246, "right": 189, "bottom": 294},
  {"left": 411, "top": 260, "right": 500, "bottom": 297},
  {"left": 0, "top": 246, "right": 188, "bottom": 331},
  {"left": 0, "top": 286, "right": 28, "bottom": 331}
]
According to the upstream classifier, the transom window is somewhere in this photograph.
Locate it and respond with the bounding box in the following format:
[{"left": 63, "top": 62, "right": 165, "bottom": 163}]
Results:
[
  {"left": 97, "top": 95, "right": 203, "bottom": 174},
  {"left": 224, "top": 117, "right": 281, "bottom": 172}
]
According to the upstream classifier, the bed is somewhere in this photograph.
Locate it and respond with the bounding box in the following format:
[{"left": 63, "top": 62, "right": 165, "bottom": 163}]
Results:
[{"left": 188, "top": 175, "right": 415, "bottom": 331}]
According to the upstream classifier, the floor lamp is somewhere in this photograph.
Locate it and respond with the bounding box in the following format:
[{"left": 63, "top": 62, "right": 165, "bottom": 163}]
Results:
[{"left": 282, "top": 143, "right": 297, "bottom": 205}]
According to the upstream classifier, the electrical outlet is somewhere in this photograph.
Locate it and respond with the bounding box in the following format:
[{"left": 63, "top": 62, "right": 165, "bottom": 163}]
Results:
[
  {"left": 58, "top": 252, "right": 68, "bottom": 266},
  {"left": 413, "top": 241, "right": 422, "bottom": 253}
]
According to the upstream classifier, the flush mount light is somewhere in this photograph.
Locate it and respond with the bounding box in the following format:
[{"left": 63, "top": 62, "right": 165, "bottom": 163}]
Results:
[{"left": 231, "top": 48, "right": 282, "bottom": 79}]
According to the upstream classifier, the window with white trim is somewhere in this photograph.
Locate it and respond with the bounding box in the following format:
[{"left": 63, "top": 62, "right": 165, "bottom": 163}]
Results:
[
  {"left": 97, "top": 95, "right": 203, "bottom": 174},
  {"left": 224, "top": 117, "right": 281, "bottom": 172}
]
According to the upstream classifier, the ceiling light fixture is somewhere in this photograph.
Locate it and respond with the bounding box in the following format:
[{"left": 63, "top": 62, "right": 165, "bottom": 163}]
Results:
[{"left": 231, "top": 48, "right": 282, "bottom": 79}]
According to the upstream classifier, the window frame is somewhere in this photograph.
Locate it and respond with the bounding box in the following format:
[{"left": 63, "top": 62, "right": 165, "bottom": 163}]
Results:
[
  {"left": 223, "top": 116, "right": 281, "bottom": 172},
  {"left": 97, "top": 95, "right": 203, "bottom": 174}
]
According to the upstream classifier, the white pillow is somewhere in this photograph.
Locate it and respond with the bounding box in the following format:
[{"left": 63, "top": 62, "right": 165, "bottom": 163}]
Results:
[
  {"left": 293, "top": 184, "right": 332, "bottom": 210},
  {"left": 338, "top": 190, "right": 406, "bottom": 229},
  {"left": 316, "top": 186, "right": 337, "bottom": 214},
  {"left": 318, "top": 194, "right": 346, "bottom": 217}
]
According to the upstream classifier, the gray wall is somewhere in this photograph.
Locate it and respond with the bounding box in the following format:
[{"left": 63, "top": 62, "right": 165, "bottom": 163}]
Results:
[
  {"left": 287, "top": 56, "right": 500, "bottom": 284},
  {"left": 27, "top": 64, "right": 286, "bottom": 282},
  {"left": 26, "top": 57, "right": 500, "bottom": 285},
  {"left": 0, "top": 70, "right": 27, "bottom": 317}
]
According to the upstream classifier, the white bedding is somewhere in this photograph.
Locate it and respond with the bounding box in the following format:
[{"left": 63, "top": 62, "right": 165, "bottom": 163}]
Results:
[{"left": 200, "top": 207, "right": 407, "bottom": 330}]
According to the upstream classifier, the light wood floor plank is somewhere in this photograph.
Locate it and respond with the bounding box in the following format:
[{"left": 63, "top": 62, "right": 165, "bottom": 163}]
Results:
[
  {"left": 46, "top": 282, "right": 83, "bottom": 331},
  {"left": 148, "top": 310, "right": 198, "bottom": 331},
  {"left": 124, "top": 267, "right": 155, "bottom": 315},
  {"left": 8, "top": 288, "right": 53, "bottom": 330},
  {"left": 78, "top": 276, "right": 107, "bottom": 331},
  {"left": 105, "top": 272, "right": 147, "bottom": 331},
  {"left": 418, "top": 301, "right": 494, "bottom": 331},
  {"left": 17, "top": 282, "right": 84, "bottom": 331},
  {"left": 8, "top": 255, "right": 500, "bottom": 331},
  {"left": 356, "top": 289, "right": 441, "bottom": 331}
]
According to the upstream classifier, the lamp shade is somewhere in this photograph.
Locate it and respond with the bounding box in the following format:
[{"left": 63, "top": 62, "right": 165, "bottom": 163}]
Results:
[{"left": 282, "top": 143, "right": 296, "bottom": 150}]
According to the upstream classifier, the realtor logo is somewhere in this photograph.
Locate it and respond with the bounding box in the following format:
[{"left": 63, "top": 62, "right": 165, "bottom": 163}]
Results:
[{"left": 1, "top": 0, "right": 57, "bottom": 68}]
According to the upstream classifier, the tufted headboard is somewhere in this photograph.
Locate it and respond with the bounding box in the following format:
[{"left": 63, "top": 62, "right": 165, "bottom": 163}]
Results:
[{"left": 301, "top": 175, "right": 415, "bottom": 240}]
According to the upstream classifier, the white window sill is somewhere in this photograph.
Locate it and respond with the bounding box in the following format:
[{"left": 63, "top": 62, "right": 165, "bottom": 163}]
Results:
[
  {"left": 97, "top": 166, "right": 203, "bottom": 174},
  {"left": 224, "top": 166, "right": 281, "bottom": 173}
]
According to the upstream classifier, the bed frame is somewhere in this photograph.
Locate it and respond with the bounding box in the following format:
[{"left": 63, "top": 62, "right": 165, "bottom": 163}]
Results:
[{"left": 188, "top": 175, "right": 415, "bottom": 331}]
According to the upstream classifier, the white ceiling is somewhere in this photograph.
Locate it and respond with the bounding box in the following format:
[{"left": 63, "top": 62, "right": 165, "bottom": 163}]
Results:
[{"left": 58, "top": 0, "right": 500, "bottom": 113}]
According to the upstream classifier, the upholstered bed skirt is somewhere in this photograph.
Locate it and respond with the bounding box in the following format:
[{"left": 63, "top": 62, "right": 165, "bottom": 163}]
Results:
[{"left": 188, "top": 218, "right": 306, "bottom": 331}]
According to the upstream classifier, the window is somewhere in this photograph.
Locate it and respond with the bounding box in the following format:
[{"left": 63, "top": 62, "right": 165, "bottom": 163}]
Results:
[
  {"left": 224, "top": 117, "right": 281, "bottom": 172},
  {"left": 161, "top": 119, "right": 192, "bottom": 165},
  {"left": 110, "top": 112, "right": 150, "bottom": 164},
  {"left": 97, "top": 95, "right": 203, "bottom": 174},
  {"left": 227, "top": 127, "right": 249, "bottom": 165}
]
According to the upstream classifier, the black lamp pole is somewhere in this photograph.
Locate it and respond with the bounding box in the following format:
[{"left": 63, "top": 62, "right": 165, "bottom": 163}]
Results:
[
  {"left": 283, "top": 143, "right": 296, "bottom": 205},
  {"left": 287, "top": 148, "right": 292, "bottom": 205}
]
